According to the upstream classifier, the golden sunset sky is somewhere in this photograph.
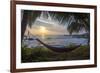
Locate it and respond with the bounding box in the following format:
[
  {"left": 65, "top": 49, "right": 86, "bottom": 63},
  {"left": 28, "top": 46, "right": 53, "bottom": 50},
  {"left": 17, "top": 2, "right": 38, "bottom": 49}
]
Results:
[{"left": 24, "top": 17, "right": 68, "bottom": 36}]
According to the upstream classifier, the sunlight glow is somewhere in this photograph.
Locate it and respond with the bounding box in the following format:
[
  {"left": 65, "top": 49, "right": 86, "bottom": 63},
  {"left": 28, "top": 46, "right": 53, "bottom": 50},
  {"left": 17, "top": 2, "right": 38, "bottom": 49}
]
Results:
[
  {"left": 39, "top": 26, "right": 47, "bottom": 34},
  {"left": 39, "top": 26, "right": 47, "bottom": 39}
]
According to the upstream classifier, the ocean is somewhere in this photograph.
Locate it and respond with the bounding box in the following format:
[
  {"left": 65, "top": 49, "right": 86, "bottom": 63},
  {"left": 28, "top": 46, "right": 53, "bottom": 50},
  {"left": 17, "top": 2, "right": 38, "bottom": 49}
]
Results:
[{"left": 22, "top": 35, "right": 88, "bottom": 48}]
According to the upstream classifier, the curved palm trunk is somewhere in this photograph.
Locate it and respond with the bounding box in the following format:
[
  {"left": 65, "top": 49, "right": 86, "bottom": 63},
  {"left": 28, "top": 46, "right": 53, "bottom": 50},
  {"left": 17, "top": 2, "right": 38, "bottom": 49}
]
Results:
[
  {"left": 21, "top": 11, "right": 29, "bottom": 42},
  {"left": 21, "top": 11, "right": 41, "bottom": 42},
  {"left": 87, "top": 32, "right": 90, "bottom": 46}
]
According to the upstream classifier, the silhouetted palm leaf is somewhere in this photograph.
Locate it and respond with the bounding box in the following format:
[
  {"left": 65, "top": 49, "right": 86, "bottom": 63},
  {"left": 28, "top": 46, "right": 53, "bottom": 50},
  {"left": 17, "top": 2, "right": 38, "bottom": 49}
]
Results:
[
  {"left": 49, "top": 12, "right": 71, "bottom": 25},
  {"left": 67, "top": 22, "right": 83, "bottom": 34}
]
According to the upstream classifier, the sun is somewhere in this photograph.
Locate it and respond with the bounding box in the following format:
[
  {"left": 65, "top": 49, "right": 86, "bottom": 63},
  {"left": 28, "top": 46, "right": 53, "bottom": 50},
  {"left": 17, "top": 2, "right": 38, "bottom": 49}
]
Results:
[
  {"left": 39, "top": 26, "right": 47, "bottom": 34},
  {"left": 39, "top": 26, "right": 47, "bottom": 39}
]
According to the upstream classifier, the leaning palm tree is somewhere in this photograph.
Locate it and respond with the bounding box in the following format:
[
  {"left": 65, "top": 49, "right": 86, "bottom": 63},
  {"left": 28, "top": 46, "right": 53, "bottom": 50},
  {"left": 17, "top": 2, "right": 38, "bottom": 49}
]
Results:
[{"left": 21, "top": 10, "right": 41, "bottom": 41}]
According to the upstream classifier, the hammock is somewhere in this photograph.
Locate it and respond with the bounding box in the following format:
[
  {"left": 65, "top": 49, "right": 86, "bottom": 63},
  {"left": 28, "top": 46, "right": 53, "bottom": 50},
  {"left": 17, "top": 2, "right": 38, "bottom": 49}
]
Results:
[{"left": 36, "top": 38, "right": 81, "bottom": 53}]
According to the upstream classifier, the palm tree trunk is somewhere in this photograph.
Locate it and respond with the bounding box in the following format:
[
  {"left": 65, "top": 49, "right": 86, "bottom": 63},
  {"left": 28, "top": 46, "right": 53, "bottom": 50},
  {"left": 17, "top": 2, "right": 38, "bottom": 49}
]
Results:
[
  {"left": 87, "top": 32, "right": 90, "bottom": 46},
  {"left": 21, "top": 11, "right": 41, "bottom": 42},
  {"left": 21, "top": 11, "right": 29, "bottom": 42}
]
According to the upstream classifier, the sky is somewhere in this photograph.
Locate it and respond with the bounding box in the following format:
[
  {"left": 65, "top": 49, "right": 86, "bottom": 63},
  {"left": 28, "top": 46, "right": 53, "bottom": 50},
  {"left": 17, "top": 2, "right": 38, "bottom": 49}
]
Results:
[
  {"left": 24, "top": 14, "right": 69, "bottom": 36},
  {"left": 24, "top": 11, "right": 87, "bottom": 36}
]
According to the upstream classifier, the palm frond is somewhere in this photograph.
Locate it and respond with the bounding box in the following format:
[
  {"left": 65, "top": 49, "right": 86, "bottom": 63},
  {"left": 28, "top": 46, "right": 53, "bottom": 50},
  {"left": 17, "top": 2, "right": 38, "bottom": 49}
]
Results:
[
  {"left": 67, "top": 22, "right": 85, "bottom": 34},
  {"left": 48, "top": 11, "right": 71, "bottom": 25},
  {"left": 27, "top": 11, "right": 41, "bottom": 28}
]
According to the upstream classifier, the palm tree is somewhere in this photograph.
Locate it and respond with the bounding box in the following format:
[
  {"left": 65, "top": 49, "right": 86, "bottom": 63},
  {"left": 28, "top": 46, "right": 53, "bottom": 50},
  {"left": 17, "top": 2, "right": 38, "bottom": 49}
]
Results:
[
  {"left": 48, "top": 12, "right": 90, "bottom": 44},
  {"left": 67, "top": 13, "right": 90, "bottom": 34},
  {"left": 21, "top": 10, "right": 51, "bottom": 41},
  {"left": 21, "top": 10, "right": 41, "bottom": 41},
  {"left": 67, "top": 13, "right": 90, "bottom": 45}
]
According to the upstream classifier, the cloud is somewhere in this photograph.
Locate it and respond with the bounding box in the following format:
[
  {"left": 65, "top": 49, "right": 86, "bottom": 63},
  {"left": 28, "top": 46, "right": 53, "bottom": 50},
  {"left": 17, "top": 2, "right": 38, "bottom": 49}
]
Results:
[{"left": 30, "top": 18, "right": 68, "bottom": 35}]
